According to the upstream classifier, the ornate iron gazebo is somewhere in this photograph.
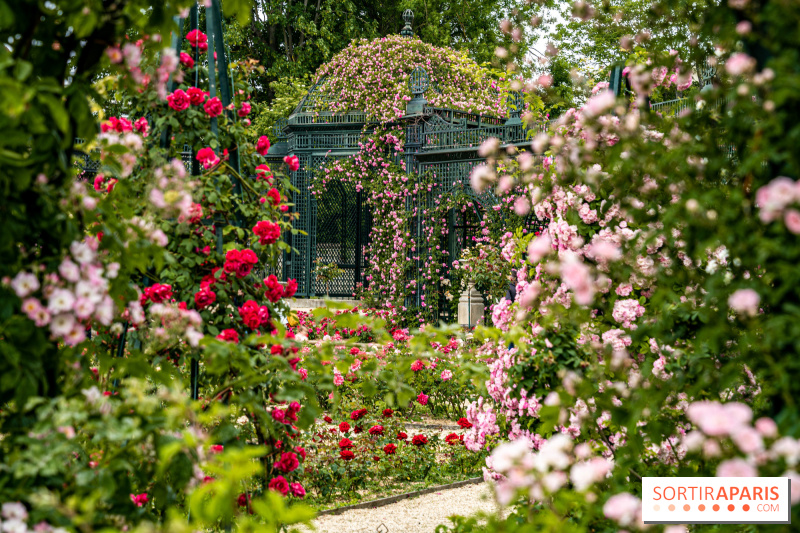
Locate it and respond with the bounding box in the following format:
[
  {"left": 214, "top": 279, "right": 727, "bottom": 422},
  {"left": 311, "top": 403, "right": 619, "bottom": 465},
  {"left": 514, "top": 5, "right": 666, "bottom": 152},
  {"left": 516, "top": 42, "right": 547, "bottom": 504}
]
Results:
[{"left": 264, "top": 11, "right": 545, "bottom": 306}]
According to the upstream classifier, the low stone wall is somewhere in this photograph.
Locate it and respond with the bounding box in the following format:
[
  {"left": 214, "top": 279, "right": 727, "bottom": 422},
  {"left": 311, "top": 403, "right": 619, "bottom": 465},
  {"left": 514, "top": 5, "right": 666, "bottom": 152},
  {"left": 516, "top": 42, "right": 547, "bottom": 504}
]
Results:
[{"left": 286, "top": 298, "right": 362, "bottom": 314}]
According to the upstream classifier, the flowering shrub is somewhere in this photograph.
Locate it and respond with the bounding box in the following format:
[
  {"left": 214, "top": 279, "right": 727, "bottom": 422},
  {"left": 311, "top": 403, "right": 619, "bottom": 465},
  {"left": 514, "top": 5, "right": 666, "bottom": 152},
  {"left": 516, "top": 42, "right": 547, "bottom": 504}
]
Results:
[
  {"left": 428, "top": 0, "right": 800, "bottom": 530},
  {"left": 312, "top": 35, "right": 510, "bottom": 123},
  {"left": 0, "top": 6, "right": 324, "bottom": 531}
]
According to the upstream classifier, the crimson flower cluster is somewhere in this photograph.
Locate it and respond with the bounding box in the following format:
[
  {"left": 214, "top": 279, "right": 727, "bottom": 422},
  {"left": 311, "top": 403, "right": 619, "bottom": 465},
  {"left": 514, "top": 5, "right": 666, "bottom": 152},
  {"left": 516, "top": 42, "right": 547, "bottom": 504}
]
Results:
[
  {"left": 186, "top": 29, "right": 208, "bottom": 51},
  {"left": 253, "top": 220, "right": 281, "bottom": 245},
  {"left": 283, "top": 155, "right": 299, "bottom": 171},
  {"left": 272, "top": 401, "right": 301, "bottom": 424},
  {"left": 223, "top": 249, "right": 258, "bottom": 278},
  {"left": 267, "top": 476, "right": 306, "bottom": 499},
  {"left": 216, "top": 329, "right": 239, "bottom": 343},
  {"left": 101, "top": 115, "right": 148, "bottom": 136},
  {"left": 195, "top": 146, "right": 220, "bottom": 169},
  {"left": 256, "top": 136, "right": 271, "bottom": 156},
  {"left": 444, "top": 433, "right": 464, "bottom": 446},
  {"left": 238, "top": 300, "right": 270, "bottom": 330},
  {"left": 194, "top": 284, "right": 216, "bottom": 310},
  {"left": 411, "top": 435, "right": 428, "bottom": 447},
  {"left": 350, "top": 408, "right": 368, "bottom": 421},
  {"left": 141, "top": 283, "right": 173, "bottom": 305}
]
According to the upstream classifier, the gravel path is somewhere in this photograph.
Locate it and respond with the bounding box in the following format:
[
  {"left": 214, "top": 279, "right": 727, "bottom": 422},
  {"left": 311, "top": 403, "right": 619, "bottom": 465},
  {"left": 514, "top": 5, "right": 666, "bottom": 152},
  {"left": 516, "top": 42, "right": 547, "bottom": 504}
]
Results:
[{"left": 299, "top": 482, "right": 500, "bottom": 533}]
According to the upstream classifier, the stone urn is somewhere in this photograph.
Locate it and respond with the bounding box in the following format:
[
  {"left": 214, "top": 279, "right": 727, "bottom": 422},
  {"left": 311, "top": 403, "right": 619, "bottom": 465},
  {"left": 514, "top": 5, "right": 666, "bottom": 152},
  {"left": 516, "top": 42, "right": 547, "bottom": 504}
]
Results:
[{"left": 457, "top": 283, "right": 484, "bottom": 328}]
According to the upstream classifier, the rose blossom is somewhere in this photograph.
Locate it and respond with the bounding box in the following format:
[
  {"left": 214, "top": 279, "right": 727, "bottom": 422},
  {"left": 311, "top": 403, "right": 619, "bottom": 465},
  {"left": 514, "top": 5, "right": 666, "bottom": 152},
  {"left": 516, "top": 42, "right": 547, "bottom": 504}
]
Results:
[
  {"left": 717, "top": 458, "right": 757, "bottom": 477},
  {"left": 728, "top": 288, "right": 760, "bottom": 316}
]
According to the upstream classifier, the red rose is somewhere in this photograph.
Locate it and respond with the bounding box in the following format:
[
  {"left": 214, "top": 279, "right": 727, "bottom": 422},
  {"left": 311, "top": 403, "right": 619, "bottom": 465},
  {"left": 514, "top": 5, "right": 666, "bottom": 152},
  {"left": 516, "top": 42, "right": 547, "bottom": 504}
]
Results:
[
  {"left": 457, "top": 418, "right": 473, "bottom": 429},
  {"left": 339, "top": 421, "right": 351, "bottom": 433},
  {"left": 196, "top": 147, "right": 220, "bottom": 169},
  {"left": 445, "top": 433, "right": 463, "bottom": 446},
  {"left": 283, "top": 154, "right": 300, "bottom": 171},
  {"left": 204, "top": 96, "right": 223, "bottom": 117},
  {"left": 238, "top": 299, "right": 269, "bottom": 329},
  {"left": 294, "top": 446, "right": 306, "bottom": 460},
  {"left": 237, "top": 493, "right": 250, "bottom": 507},
  {"left": 187, "top": 203, "right": 203, "bottom": 224},
  {"left": 368, "top": 425, "right": 384, "bottom": 436},
  {"left": 255, "top": 164, "right": 273, "bottom": 183},
  {"left": 198, "top": 41, "right": 208, "bottom": 52},
  {"left": 323, "top": 415, "right": 333, "bottom": 423},
  {"left": 179, "top": 51, "right": 194, "bottom": 68},
  {"left": 143, "top": 283, "right": 173, "bottom": 304},
  {"left": 274, "top": 452, "right": 299, "bottom": 473},
  {"left": 264, "top": 274, "right": 284, "bottom": 302},
  {"left": 349, "top": 347, "right": 360, "bottom": 356},
  {"left": 133, "top": 117, "right": 149, "bottom": 136},
  {"left": 267, "top": 188, "right": 281, "bottom": 206},
  {"left": 338, "top": 437, "right": 354, "bottom": 449},
  {"left": 383, "top": 443, "right": 397, "bottom": 455},
  {"left": 187, "top": 86, "right": 206, "bottom": 106},
  {"left": 411, "top": 434, "right": 428, "bottom": 447},
  {"left": 256, "top": 136, "right": 271, "bottom": 156},
  {"left": 339, "top": 450, "right": 355, "bottom": 461},
  {"left": 186, "top": 29, "right": 208, "bottom": 47},
  {"left": 272, "top": 409, "right": 286, "bottom": 423},
  {"left": 268, "top": 476, "right": 289, "bottom": 496},
  {"left": 350, "top": 408, "right": 368, "bottom": 421},
  {"left": 238, "top": 102, "right": 251, "bottom": 118},
  {"left": 194, "top": 286, "right": 216, "bottom": 310},
  {"left": 167, "top": 89, "right": 190, "bottom": 111},
  {"left": 383, "top": 408, "right": 394, "bottom": 418},
  {"left": 216, "top": 329, "right": 239, "bottom": 343},
  {"left": 397, "top": 431, "right": 407, "bottom": 440},
  {"left": 290, "top": 482, "right": 305, "bottom": 498},
  {"left": 254, "top": 221, "right": 281, "bottom": 246},
  {"left": 224, "top": 248, "right": 257, "bottom": 278},
  {"left": 284, "top": 279, "right": 298, "bottom": 298}
]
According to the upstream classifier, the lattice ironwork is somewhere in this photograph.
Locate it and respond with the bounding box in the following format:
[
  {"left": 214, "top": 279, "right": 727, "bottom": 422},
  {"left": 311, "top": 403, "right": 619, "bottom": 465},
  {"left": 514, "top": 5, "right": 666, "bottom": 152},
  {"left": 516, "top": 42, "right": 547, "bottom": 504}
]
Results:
[
  {"left": 312, "top": 179, "right": 371, "bottom": 296},
  {"left": 294, "top": 76, "right": 334, "bottom": 114},
  {"left": 272, "top": 118, "right": 288, "bottom": 141},
  {"left": 288, "top": 155, "right": 312, "bottom": 295}
]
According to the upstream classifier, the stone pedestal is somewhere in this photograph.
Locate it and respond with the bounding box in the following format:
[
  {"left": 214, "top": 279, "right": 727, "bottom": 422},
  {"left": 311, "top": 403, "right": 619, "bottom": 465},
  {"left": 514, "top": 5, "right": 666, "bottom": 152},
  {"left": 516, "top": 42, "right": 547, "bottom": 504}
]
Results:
[{"left": 457, "top": 284, "right": 484, "bottom": 328}]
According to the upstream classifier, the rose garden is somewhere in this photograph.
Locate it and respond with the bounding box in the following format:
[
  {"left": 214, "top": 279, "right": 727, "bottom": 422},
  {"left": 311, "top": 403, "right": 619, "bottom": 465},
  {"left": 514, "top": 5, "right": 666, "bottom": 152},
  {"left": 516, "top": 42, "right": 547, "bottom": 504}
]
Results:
[{"left": 2, "top": 0, "right": 800, "bottom": 532}]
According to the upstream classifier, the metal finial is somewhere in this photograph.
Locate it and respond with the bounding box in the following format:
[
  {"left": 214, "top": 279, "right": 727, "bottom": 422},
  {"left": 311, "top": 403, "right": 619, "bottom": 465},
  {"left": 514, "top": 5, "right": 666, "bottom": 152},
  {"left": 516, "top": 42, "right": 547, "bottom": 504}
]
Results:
[{"left": 401, "top": 9, "right": 414, "bottom": 37}]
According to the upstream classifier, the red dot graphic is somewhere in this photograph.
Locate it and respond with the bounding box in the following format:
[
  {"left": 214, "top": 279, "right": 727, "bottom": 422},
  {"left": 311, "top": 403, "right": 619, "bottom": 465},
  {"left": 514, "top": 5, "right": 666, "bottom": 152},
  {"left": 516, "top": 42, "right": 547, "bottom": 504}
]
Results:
[
  {"left": 713, "top": 504, "right": 720, "bottom": 511},
  {"left": 728, "top": 504, "right": 735, "bottom": 512},
  {"left": 743, "top": 504, "right": 750, "bottom": 511},
  {"left": 683, "top": 504, "right": 691, "bottom": 511},
  {"left": 698, "top": 504, "right": 706, "bottom": 511}
]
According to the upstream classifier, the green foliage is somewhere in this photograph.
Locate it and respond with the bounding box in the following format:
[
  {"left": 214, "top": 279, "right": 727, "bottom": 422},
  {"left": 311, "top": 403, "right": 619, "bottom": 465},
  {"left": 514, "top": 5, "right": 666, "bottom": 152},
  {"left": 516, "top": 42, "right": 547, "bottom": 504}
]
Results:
[
  {"left": 226, "top": 0, "right": 536, "bottom": 105},
  {"left": 248, "top": 77, "right": 309, "bottom": 143}
]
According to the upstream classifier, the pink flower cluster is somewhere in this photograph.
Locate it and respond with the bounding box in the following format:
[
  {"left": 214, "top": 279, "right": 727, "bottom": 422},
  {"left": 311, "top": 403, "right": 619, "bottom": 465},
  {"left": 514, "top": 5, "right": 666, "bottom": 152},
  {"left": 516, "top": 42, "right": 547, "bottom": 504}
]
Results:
[
  {"left": 11, "top": 238, "right": 119, "bottom": 346},
  {"left": 755, "top": 176, "right": 800, "bottom": 233}
]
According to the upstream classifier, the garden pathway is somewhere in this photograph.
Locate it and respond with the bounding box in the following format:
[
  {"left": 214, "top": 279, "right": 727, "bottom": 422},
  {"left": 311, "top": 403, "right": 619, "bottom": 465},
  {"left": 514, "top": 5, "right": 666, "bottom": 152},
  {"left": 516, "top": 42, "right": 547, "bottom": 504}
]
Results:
[{"left": 300, "top": 481, "right": 502, "bottom": 533}]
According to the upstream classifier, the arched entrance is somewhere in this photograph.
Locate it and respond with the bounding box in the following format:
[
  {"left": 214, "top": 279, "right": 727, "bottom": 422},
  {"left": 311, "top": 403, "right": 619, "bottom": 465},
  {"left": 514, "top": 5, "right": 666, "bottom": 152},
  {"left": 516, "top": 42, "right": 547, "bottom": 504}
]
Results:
[
  {"left": 437, "top": 198, "right": 484, "bottom": 322},
  {"left": 313, "top": 180, "right": 371, "bottom": 296}
]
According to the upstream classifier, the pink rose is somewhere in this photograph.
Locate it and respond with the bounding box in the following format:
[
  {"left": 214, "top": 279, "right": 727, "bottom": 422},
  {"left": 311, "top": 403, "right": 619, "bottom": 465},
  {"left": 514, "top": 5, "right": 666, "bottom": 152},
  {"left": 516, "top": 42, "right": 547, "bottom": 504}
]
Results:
[{"left": 204, "top": 96, "right": 223, "bottom": 117}]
